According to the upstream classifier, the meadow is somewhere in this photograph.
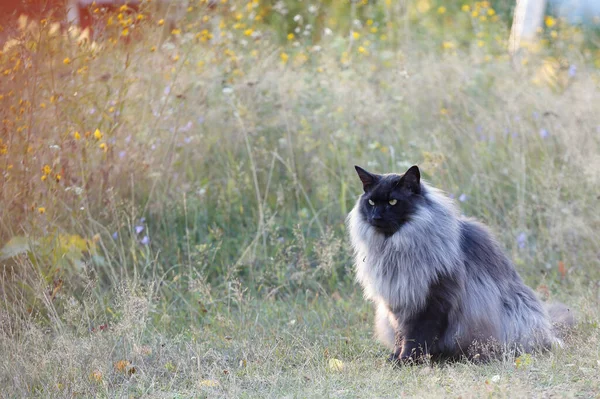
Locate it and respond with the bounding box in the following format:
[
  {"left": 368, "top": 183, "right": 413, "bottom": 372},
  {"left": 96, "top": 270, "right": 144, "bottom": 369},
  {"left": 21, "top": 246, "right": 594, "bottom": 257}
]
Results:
[{"left": 0, "top": 1, "right": 599, "bottom": 397}]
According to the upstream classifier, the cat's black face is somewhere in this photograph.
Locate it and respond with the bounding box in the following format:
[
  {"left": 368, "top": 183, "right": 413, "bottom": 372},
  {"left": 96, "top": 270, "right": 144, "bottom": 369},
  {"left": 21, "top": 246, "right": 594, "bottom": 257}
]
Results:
[{"left": 355, "top": 165, "right": 423, "bottom": 236}]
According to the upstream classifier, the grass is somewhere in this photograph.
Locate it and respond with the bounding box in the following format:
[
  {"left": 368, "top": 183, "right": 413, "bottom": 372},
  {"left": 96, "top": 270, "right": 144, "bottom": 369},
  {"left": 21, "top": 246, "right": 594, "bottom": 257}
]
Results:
[{"left": 1, "top": 1, "right": 600, "bottom": 397}]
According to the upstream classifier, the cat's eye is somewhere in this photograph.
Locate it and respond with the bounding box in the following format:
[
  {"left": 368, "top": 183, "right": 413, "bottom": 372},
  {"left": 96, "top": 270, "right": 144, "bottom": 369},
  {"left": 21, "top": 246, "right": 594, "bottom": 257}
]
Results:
[
  {"left": 368, "top": 199, "right": 375, "bottom": 206},
  {"left": 389, "top": 199, "right": 397, "bottom": 206}
]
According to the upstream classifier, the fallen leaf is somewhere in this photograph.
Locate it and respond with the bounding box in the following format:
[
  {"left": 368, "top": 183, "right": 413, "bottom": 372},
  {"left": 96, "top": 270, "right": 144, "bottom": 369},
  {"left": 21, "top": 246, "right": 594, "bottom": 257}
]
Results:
[
  {"left": 199, "top": 379, "right": 220, "bottom": 387},
  {"left": 328, "top": 358, "right": 345, "bottom": 372}
]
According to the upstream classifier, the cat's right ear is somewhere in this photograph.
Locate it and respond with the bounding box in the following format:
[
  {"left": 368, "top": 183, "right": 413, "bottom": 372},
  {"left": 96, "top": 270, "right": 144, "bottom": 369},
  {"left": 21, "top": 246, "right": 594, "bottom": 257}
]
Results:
[{"left": 354, "top": 166, "right": 379, "bottom": 192}]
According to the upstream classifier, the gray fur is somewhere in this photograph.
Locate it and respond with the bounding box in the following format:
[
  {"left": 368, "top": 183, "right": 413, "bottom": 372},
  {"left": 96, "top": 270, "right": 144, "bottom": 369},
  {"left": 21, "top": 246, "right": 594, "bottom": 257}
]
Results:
[{"left": 348, "top": 179, "right": 571, "bottom": 358}]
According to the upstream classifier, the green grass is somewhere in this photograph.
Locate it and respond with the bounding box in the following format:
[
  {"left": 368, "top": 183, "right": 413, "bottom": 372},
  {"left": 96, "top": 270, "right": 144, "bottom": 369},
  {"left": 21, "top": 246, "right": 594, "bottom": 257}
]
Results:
[{"left": 1, "top": 1, "right": 600, "bottom": 397}]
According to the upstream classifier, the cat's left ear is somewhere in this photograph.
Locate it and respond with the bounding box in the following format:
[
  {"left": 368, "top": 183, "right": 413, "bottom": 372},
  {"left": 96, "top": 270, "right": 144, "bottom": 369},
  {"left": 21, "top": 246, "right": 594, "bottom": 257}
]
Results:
[
  {"left": 354, "top": 165, "right": 379, "bottom": 192},
  {"left": 400, "top": 165, "right": 421, "bottom": 194}
]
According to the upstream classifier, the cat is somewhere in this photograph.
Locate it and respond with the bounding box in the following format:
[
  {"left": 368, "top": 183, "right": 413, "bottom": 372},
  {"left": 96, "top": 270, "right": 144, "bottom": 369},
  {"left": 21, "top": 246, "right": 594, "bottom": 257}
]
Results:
[{"left": 347, "top": 165, "right": 575, "bottom": 363}]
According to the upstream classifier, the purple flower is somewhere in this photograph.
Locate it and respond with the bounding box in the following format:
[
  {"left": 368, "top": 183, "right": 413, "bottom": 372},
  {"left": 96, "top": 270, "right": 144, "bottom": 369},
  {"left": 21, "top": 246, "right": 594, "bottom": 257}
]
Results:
[
  {"left": 90, "top": 108, "right": 96, "bottom": 115},
  {"left": 164, "top": 86, "right": 171, "bottom": 95},
  {"left": 517, "top": 232, "right": 527, "bottom": 249},
  {"left": 449, "top": 193, "right": 455, "bottom": 199},
  {"left": 539, "top": 128, "right": 549, "bottom": 139},
  {"left": 197, "top": 116, "right": 205, "bottom": 125},
  {"left": 181, "top": 121, "right": 193, "bottom": 132},
  {"left": 135, "top": 225, "right": 144, "bottom": 234},
  {"left": 568, "top": 65, "right": 576, "bottom": 77},
  {"left": 184, "top": 136, "right": 193, "bottom": 144},
  {"left": 112, "top": 232, "right": 118, "bottom": 239},
  {"left": 140, "top": 217, "right": 146, "bottom": 223},
  {"left": 140, "top": 236, "right": 150, "bottom": 245},
  {"left": 458, "top": 193, "right": 467, "bottom": 202},
  {"left": 119, "top": 151, "right": 126, "bottom": 159}
]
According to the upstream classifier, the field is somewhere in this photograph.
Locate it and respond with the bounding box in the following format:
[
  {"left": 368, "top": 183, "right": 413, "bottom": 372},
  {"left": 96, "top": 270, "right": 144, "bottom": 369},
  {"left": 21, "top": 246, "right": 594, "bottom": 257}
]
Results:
[{"left": 0, "top": 1, "right": 599, "bottom": 397}]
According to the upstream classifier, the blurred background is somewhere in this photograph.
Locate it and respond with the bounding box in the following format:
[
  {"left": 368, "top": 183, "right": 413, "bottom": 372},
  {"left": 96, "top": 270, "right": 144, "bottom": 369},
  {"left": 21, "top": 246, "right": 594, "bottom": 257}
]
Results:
[{"left": 0, "top": 0, "right": 599, "bottom": 395}]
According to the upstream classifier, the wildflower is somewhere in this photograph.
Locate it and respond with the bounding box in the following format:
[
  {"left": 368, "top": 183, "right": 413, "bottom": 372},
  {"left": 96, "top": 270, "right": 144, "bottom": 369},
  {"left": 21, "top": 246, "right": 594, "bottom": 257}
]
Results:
[
  {"left": 366, "top": 19, "right": 373, "bottom": 26},
  {"left": 545, "top": 16, "right": 556, "bottom": 28},
  {"left": 487, "top": 8, "right": 495, "bottom": 16},
  {"left": 122, "top": 28, "right": 129, "bottom": 37},
  {"left": 244, "top": 28, "right": 253, "bottom": 36},
  {"left": 135, "top": 225, "right": 144, "bottom": 234},
  {"left": 539, "top": 129, "right": 549, "bottom": 139},
  {"left": 477, "top": 40, "right": 485, "bottom": 47},
  {"left": 158, "top": 19, "right": 165, "bottom": 26},
  {"left": 462, "top": 4, "right": 470, "bottom": 12},
  {"left": 358, "top": 46, "right": 367, "bottom": 54},
  {"left": 114, "top": 360, "right": 130, "bottom": 373},
  {"left": 568, "top": 64, "right": 576, "bottom": 77},
  {"left": 94, "top": 129, "right": 102, "bottom": 140},
  {"left": 38, "top": 207, "right": 46, "bottom": 214},
  {"left": 150, "top": 45, "right": 156, "bottom": 52},
  {"left": 550, "top": 30, "right": 557, "bottom": 39},
  {"left": 458, "top": 194, "right": 467, "bottom": 202},
  {"left": 370, "top": 26, "right": 378, "bottom": 33},
  {"left": 90, "top": 371, "right": 103, "bottom": 382},
  {"left": 73, "top": 131, "right": 81, "bottom": 140},
  {"left": 112, "top": 232, "right": 118, "bottom": 240},
  {"left": 55, "top": 174, "right": 61, "bottom": 182},
  {"left": 171, "top": 28, "right": 181, "bottom": 35},
  {"left": 287, "top": 32, "right": 294, "bottom": 40},
  {"left": 280, "top": 52, "right": 289, "bottom": 64},
  {"left": 43, "top": 164, "right": 52, "bottom": 175},
  {"left": 140, "top": 235, "right": 150, "bottom": 245},
  {"left": 438, "top": 6, "right": 446, "bottom": 14},
  {"left": 41, "top": 175, "right": 47, "bottom": 181},
  {"left": 99, "top": 142, "right": 107, "bottom": 152},
  {"left": 442, "top": 41, "right": 455, "bottom": 50},
  {"left": 137, "top": 14, "right": 144, "bottom": 21},
  {"left": 352, "top": 31, "right": 360, "bottom": 40},
  {"left": 119, "top": 4, "right": 128, "bottom": 12},
  {"left": 63, "top": 57, "right": 71, "bottom": 65},
  {"left": 517, "top": 232, "right": 526, "bottom": 249}
]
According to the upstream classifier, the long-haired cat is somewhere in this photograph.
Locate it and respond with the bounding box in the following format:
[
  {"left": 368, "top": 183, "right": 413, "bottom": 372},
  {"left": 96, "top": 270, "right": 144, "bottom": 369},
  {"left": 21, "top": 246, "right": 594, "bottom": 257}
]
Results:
[{"left": 347, "top": 165, "right": 574, "bottom": 363}]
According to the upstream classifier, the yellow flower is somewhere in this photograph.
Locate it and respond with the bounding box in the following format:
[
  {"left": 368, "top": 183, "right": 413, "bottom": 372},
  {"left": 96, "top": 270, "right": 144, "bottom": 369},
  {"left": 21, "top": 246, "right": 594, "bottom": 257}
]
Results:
[
  {"left": 479, "top": 15, "right": 487, "bottom": 22},
  {"left": 244, "top": 28, "right": 253, "bottom": 36},
  {"left": 487, "top": 8, "right": 495, "bottom": 16},
  {"left": 545, "top": 16, "right": 556, "bottom": 28},
  {"left": 370, "top": 26, "right": 378, "bottom": 33},
  {"left": 150, "top": 45, "right": 157, "bottom": 52},
  {"left": 63, "top": 57, "right": 71, "bottom": 65},
  {"left": 41, "top": 175, "right": 47, "bottom": 181},
  {"left": 440, "top": 107, "right": 449, "bottom": 115},
  {"left": 171, "top": 28, "right": 181, "bottom": 35},
  {"left": 119, "top": 4, "right": 128, "bottom": 12},
  {"left": 280, "top": 52, "right": 289, "bottom": 64},
  {"left": 38, "top": 207, "right": 46, "bottom": 214},
  {"left": 477, "top": 40, "right": 485, "bottom": 47},
  {"left": 74, "top": 131, "right": 81, "bottom": 140},
  {"left": 235, "top": 13, "right": 243, "bottom": 21},
  {"left": 366, "top": 19, "right": 373, "bottom": 26},
  {"left": 122, "top": 28, "right": 129, "bottom": 37},
  {"left": 462, "top": 4, "right": 470, "bottom": 12},
  {"left": 43, "top": 164, "right": 52, "bottom": 175},
  {"left": 442, "top": 41, "right": 455, "bottom": 50},
  {"left": 94, "top": 129, "right": 102, "bottom": 140},
  {"left": 438, "top": 6, "right": 446, "bottom": 14},
  {"left": 550, "top": 30, "right": 558, "bottom": 38},
  {"left": 158, "top": 19, "right": 165, "bottom": 26},
  {"left": 136, "top": 14, "right": 144, "bottom": 21},
  {"left": 358, "top": 46, "right": 367, "bottom": 54},
  {"left": 107, "top": 16, "right": 113, "bottom": 26},
  {"left": 352, "top": 31, "right": 360, "bottom": 40},
  {"left": 99, "top": 142, "right": 107, "bottom": 152},
  {"left": 55, "top": 174, "right": 61, "bottom": 182},
  {"left": 287, "top": 33, "right": 294, "bottom": 40}
]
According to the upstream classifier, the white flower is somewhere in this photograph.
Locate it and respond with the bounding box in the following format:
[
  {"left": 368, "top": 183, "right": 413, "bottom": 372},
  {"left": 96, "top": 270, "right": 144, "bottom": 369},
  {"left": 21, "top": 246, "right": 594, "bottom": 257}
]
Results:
[
  {"left": 293, "top": 14, "right": 302, "bottom": 23},
  {"left": 308, "top": 4, "right": 317, "bottom": 14},
  {"left": 324, "top": 28, "right": 332, "bottom": 36}
]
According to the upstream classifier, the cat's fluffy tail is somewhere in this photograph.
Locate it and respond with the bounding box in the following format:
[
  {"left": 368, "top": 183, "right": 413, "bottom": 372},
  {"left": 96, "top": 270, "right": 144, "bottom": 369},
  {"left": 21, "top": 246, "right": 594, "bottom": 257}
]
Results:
[{"left": 546, "top": 302, "right": 576, "bottom": 339}]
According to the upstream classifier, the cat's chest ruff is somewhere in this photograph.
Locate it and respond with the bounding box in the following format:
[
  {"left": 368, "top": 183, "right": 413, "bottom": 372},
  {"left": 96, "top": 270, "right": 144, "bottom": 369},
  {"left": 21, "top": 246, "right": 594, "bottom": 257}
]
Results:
[{"left": 359, "top": 242, "right": 430, "bottom": 312}]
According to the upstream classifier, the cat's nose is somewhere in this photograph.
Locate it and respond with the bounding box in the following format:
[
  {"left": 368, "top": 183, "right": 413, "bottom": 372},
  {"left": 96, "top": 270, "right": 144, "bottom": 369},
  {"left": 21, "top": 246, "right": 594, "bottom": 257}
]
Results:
[{"left": 372, "top": 214, "right": 382, "bottom": 221}]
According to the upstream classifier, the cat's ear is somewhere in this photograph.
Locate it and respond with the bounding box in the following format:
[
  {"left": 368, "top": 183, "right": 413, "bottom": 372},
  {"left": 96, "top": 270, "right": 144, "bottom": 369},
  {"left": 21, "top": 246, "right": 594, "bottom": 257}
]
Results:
[
  {"left": 400, "top": 165, "right": 421, "bottom": 194},
  {"left": 354, "top": 165, "right": 379, "bottom": 192}
]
